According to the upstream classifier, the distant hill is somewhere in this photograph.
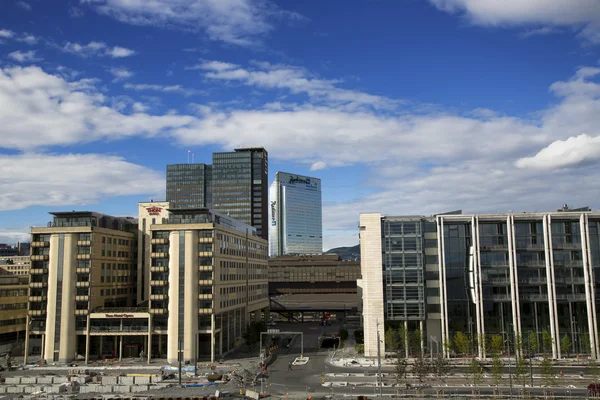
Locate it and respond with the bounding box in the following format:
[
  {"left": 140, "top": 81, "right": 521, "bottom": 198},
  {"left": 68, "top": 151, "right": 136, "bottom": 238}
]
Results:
[{"left": 325, "top": 244, "right": 360, "bottom": 261}]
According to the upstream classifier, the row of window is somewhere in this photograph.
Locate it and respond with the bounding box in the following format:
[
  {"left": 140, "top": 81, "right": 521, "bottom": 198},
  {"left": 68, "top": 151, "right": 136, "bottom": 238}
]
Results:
[{"left": 0, "top": 303, "right": 27, "bottom": 310}]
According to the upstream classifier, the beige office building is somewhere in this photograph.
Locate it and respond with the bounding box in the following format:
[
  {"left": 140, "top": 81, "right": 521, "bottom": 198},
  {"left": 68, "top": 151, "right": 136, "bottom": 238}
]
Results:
[
  {"left": 0, "top": 256, "right": 30, "bottom": 276},
  {"left": 149, "top": 208, "right": 269, "bottom": 363}
]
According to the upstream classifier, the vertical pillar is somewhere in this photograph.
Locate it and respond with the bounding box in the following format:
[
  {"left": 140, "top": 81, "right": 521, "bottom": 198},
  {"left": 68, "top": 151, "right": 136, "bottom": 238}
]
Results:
[
  {"left": 44, "top": 234, "right": 60, "bottom": 362},
  {"left": 59, "top": 233, "right": 77, "bottom": 363},
  {"left": 148, "top": 314, "right": 152, "bottom": 364},
  {"left": 582, "top": 214, "right": 599, "bottom": 359},
  {"left": 119, "top": 336, "right": 123, "bottom": 361},
  {"left": 158, "top": 334, "right": 162, "bottom": 358},
  {"left": 211, "top": 313, "right": 215, "bottom": 363},
  {"left": 167, "top": 231, "right": 180, "bottom": 364},
  {"left": 85, "top": 314, "right": 90, "bottom": 364},
  {"left": 24, "top": 315, "right": 30, "bottom": 365},
  {"left": 419, "top": 320, "right": 424, "bottom": 356},
  {"left": 184, "top": 230, "right": 199, "bottom": 362},
  {"left": 437, "top": 216, "right": 449, "bottom": 358},
  {"left": 404, "top": 320, "right": 409, "bottom": 359},
  {"left": 507, "top": 216, "right": 522, "bottom": 358},
  {"left": 472, "top": 217, "right": 485, "bottom": 359},
  {"left": 544, "top": 215, "right": 560, "bottom": 359}
]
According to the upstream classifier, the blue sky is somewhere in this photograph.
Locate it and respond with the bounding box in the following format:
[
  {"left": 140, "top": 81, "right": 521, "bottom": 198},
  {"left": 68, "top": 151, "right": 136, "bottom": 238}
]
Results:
[{"left": 1, "top": 0, "right": 600, "bottom": 250}]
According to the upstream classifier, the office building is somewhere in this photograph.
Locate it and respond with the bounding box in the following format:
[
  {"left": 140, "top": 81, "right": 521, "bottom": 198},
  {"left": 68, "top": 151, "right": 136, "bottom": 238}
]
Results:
[
  {"left": 137, "top": 201, "right": 170, "bottom": 304},
  {"left": 0, "top": 244, "right": 18, "bottom": 257},
  {"left": 0, "top": 255, "right": 30, "bottom": 275},
  {"left": 359, "top": 207, "right": 600, "bottom": 360},
  {"left": 212, "top": 148, "right": 268, "bottom": 240},
  {"left": 0, "top": 270, "right": 28, "bottom": 345},
  {"left": 268, "top": 172, "right": 322, "bottom": 257},
  {"left": 166, "top": 164, "right": 212, "bottom": 209},
  {"left": 148, "top": 208, "right": 269, "bottom": 363},
  {"left": 25, "top": 212, "right": 137, "bottom": 363}
]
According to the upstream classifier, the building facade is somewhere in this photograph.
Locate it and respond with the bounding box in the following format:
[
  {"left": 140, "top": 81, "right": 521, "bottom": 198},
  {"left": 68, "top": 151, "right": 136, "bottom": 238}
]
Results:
[
  {"left": 148, "top": 208, "right": 269, "bottom": 363},
  {"left": 0, "top": 271, "right": 28, "bottom": 345},
  {"left": 268, "top": 172, "right": 322, "bottom": 257},
  {"left": 359, "top": 208, "right": 600, "bottom": 360},
  {"left": 0, "top": 255, "right": 30, "bottom": 276},
  {"left": 25, "top": 212, "right": 138, "bottom": 363},
  {"left": 166, "top": 164, "right": 212, "bottom": 209},
  {"left": 212, "top": 148, "right": 269, "bottom": 240}
]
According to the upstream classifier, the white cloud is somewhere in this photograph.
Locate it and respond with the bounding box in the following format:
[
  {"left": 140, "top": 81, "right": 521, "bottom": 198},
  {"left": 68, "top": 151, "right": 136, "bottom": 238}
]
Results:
[
  {"left": 428, "top": 0, "right": 600, "bottom": 43},
  {"left": 0, "top": 65, "right": 195, "bottom": 150},
  {"left": 132, "top": 102, "right": 149, "bottom": 113},
  {"left": 515, "top": 134, "right": 600, "bottom": 169},
  {"left": 196, "top": 60, "right": 397, "bottom": 109},
  {"left": 0, "top": 29, "right": 14, "bottom": 39},
  {"left": 520, "top": 27, "right": 560, "bottom": 38},
  {"left": 0, "top": 153, "right": 164, "bottom": 211},
  {"left": 63, "top": 41, "right": 136, "bottom": 58},
  {"left": 310, "top": 161, "right": 327, "bottom": 171},
  {"left": 69, "top": 6, "right": 85, "bottom": 17},
  {"left": 8, "top": 50, "right": 41, "bottom": 63},
  {"left": 17, "top": 33, "right": 38, "bottom": 45},
  {"left": 0, "top": 228, "right": 30, "bottom": 245},
  {"left": 109, "top": 67, "right": 133, "bottom": 81},
  {"left": 81, "top": 0, "right": 303, "bottom": 47},
  {"left": 123, "top": 83, "right": 204, "bottom": 96},
  {"left": 16, "top": 1, "right": 31, "bottom": 11}
]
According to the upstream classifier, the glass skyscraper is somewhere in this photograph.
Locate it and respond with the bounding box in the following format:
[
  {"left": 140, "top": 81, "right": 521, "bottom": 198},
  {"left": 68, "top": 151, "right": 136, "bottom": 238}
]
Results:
[
  {"left": 269, "top": 172, "right": 322, "bottom": 257},
  {"left": 166, "top": 164, "right": 212, "bottom": 209}
]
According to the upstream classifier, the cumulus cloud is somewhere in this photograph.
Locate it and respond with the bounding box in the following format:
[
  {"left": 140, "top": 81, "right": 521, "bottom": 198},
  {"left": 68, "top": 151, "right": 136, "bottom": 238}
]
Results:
[
  {"left": 0, "top": 153, "right": 164, "bottom": 211},
  {"left": 63, "top": 41, "right": 136, "bottom": 58},
  {"left": 428, "top": 0, "right": 600, "bottom": 43},
  {"left": 109, "top": 67, "right": 133, "bottom": 81},
  {"left": 7, "top": 50, "right": 41, "bottom": 63},
  {"left": 310, "top": 161, "right": 327, "bottom": 171},
  {"left": 0, "top": 29, "right": 15, "bottom": 39},
  {"left": 16, "top": 1, "right": 31, "bottom": 11},
  {"left": 515, "top": 134, "right": 600, "bottom": 169},
  {"left": 123, "top": 83, "right": 204, "bottom": 96},
  {"left": 17, "top": 33, "right": 38, "bottom": 45},
  {"left": 81, "top": 0, "right": 303, "bottom": 47}
]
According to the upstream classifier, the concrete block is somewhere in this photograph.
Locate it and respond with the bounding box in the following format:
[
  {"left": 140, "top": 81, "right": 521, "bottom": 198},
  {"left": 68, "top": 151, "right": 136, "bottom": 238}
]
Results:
[
  {"left": 120, "top": 376, "right": 134, "bottom": 385},
  {"left": 52, "top": 377, "right": 68, "bottom": 384},
  {"left": 24, "top": 386, "right": 38, "bottom": 393},
  {"left": 46, "top": 385, "right": 66, "bottom": 394},
  {"left": 0, "top": 385, "right": 7, "bottom": 393},
  {"left": 7, "top": 386, "right": 24, "bottom": 393},
  {"left": 114, "top": 385, "right": 131, "bottom": 393},
  {"left": 5, "top": 377, "right": 21, "bottom": 384},
  {"left": 134, "top": 376, "right": 150, "bottom": 384},
  {"left": 76, "top": 376, "right": 92, "bottom": 384},
  {"left": 102, "top": 376, "right": 118, "bottom": 385},
  {"left": 21, "top": 377, "right": 36, "bottom": 384},
  {"left": 131, "top": 385, "right": 149, "bottom": 392},
  {"left": 37, "top": 377, "right": 54, "bottom": 384}
]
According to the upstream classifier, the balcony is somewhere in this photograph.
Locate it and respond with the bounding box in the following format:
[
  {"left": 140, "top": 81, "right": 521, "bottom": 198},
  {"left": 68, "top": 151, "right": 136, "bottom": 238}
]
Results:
[
  {"left": 151, "top": 238, "right": 168, "bottom": 245},
  {"left": 74, "top": 309, "right": 89, "bottom": 316},
  {"left": 76, "top": 267, "right": 90, "bottom": 274},
  {"left": 29, "top": 268, "right": 48, "bottom": 275},
  {"left": 29, "top": 282, "right": 47, "bottom": 288},
  {"left": 75, "top": 281, "right": 90, "bottom": 288},
  {"left": 75, "top": 295, "right": 89, "bottom": 302},
  {"left": 489, "top": 293, "right": 511, "bottom": 301},
  {"left": 31, "top": 241, "right": 49, "bottom": 247},
  {"left": 553, "top": 242, "right": 582, "bottom": 250},
  {"left": 31, "top": 255, "right": 49, "bottom": 261},
  {"left": 480, "top": 244, "right": 508, "bottom": 251},
  {"left": 198, "top": 279, "right": 213, "bottom": 286},
  {"left": 150, "top": 280, "right": 168, "bottom": 286},
  {"left": 150, "top": 265, "right": 167, "bottom": 272},
  {"left": 150, "top": 294, "right": 167, "bottom": 301},
  {"left": 28, "top": 310, "right": 46, "bottom": 316},
  {"left": 198, "top": 308, "right": 213, "bottom": 314},
  {"left": 521, "top": 294, "right": 548, "bottom": 302},
  {"left": 150, "top": 308, "right": 167, "bottom": 315},
  {"left": 199, "top": 237, "right": 213, "bottom": 244},
  {"left": 198, "top": 293, "right": 213, "bottom": 300},
  {"left": 559, "top": 277, "right": 586, "bottom": 285},
  {"left": 487, "top": 278, "right": 510, "bottom": 285},
  {"left": 199, "top": 265, "right": 213, "bottom": 272},
  {"left": 519, "top": 277, "right": 547, "bottom": 285},
  {"left": 29, "top": 295, "right": 47, "bottom": 302},
  {"left": 76, "top": 254, "right": 91, "bottom": 260},
  {"left": 151, "top": 252, "right": 168, "bottom": 258},
  {"left": 77, "top": 240, "right": 91, "bottom": 246},
  {"left": 199, "top": 251, "right": 213, "bottom": 257},
  {"left": 566, "top": 293, "right": 587, "bottom": 302},
  {"left": 555, "top": 260, "right": 583, "bottom": 268},
  {"left": 517, "top": 261, "right": 546, "bottom": 268}
]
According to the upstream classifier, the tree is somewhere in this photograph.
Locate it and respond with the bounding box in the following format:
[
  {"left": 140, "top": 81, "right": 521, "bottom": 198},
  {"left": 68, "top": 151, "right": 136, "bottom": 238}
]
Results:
[
  {"left": 540, "top": 357, "right": 555, "bottom": 387},
  {"left": 354, "top": 329, "right": 364, "bottom": 345},
  {"left": 560, "top": 334, "right": 571, "bottom": 358},
  {"left": 542, "top": 330, "right": 553, "bottom": 357},
  {"left": 385, "top": 327, "right": 400, "bottom": 352},
  {"left": 355, "top": 344, "right": 364, "bottom": 354},
  {"left": 339, "top": 328, "right": 349, "bottom": 342},
  {"left": 490, "top": 335, "right": 503, "bottom": 357},
  {"left": 454, "top": 332, "right": 470, "bottom": 356},
  {"left": 395, "top": 356, "right": 408, "bottom": 386},
  {"left": 515, "top": 333, "right": 524, "bottom": 358},
  {"left": 410, "top": 329, "right": 422, "bottom": 357},
  {"left": 468, "top": 358, "right": 483, "bottom": 386},
  {"left": 582, "top": 335, "right": 591, "bottom": 355},
  {"left": 443, "top": 337, "right": 453, "bottom": 357},
  {"left": 477, "top": 334, "right": 488, "bottom": 355},
  {"left": 491, "top": 356, "right": 503, "bottom": 387},
  {"left": 412, "top": 354, "right": 429, "bottom": 382},
  {"left": 398, "top": 325, "right": 409, "bottom": 356},
  {"left": 432, "top": 356, "right": 450, "bottom": 382},
  {"left": 528, "top": 331, "right": 539, "bottom": 355},
  {"left": 514, "top": 357, "right": 529, "bottom": 388}
]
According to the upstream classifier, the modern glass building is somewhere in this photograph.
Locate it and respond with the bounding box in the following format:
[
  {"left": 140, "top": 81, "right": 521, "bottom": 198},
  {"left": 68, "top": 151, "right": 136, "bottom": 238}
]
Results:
[
  {"left": 166, "top": 164, "right": 212, "bottom": 209},
  {"left": 212, "top": 148, "right": 268, "bottom": 240},
  {"left": 359, "top": 207, "right": 600, "bottom": 360},
  {"left": 268, "top": 172, "right": 322, "bottom": 257}
]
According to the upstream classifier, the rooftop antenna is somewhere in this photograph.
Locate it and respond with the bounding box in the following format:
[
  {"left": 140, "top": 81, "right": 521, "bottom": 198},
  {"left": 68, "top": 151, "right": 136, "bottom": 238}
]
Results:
[{"left": 187, "top": 149, "right": 191, "bottom": 164}]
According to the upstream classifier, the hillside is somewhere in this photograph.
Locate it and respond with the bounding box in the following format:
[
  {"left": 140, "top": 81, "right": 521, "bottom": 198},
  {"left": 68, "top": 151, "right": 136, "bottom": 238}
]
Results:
[{"left": 325, "top": 244, "right": 360, "bottom": 261}]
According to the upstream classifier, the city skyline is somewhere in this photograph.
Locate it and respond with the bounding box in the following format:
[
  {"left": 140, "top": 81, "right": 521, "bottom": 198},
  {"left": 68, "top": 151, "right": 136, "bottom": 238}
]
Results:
[{"left": 1, "top": 1, "right": 600, "bottom": 251}]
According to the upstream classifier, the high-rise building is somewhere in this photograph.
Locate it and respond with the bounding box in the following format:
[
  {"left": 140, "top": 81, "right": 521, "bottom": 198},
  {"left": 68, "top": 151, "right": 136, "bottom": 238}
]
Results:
[
  {"left": 359, "top": 207, "right": 600, "bottom": 360},
  {"left": 212, "top": 148, "right": 268, "bottom": 240},
  {"left": 269, "top": 172, "right": 322, "bottom": 257},
  {"left": 26, "top": 212, "right": 137, "bottom": 363},
  {"left": 166, "top": 164, "right": 212, "bottom": 209},
  {"left": 0, "top": 270, "right": 28, "bottom": 345}
]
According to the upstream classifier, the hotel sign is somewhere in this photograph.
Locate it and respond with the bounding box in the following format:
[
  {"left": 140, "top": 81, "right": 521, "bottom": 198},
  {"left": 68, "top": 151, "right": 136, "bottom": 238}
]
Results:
[
  {"left": 286, "top": 174, "right": 318, "bottom": 188},
  {"left": 105, "top": 314, "right": 134, "bottom": 318},
  {"left": 270, "top": 201, "right": 277, "bottom": 226},
  {"left": 146, "top": 207, "right": 163, "bottom": 216}
]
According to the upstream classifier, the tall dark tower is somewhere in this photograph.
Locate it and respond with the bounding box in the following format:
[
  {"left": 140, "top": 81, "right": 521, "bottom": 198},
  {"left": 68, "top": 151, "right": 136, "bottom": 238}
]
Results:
[
  {"left": 212, "top": 148, "right": 268, "bottom": 239},
  {"left": 166, "top": 163, "right": 213, "bottom": 208}
]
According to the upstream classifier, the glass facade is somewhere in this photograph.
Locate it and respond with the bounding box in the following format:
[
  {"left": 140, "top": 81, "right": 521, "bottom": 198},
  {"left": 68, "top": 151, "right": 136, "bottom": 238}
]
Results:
[
  {"left": 269, "top": 172, "right": 322, "bottom": 257},
  {"left": 166, "top": 164, "right": 212, "bottom": 209}
]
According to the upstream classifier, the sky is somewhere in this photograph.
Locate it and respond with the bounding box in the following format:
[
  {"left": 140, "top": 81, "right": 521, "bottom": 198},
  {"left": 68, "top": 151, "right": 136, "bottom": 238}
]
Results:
[{"left": 1, "top": 0, "right": 600, "bottom": 251}]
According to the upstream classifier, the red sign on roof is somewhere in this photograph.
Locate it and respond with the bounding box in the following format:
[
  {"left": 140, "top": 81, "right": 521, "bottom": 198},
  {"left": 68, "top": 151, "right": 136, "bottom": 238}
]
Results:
[{"left": 146, "top": 207, "right": 162, "bottom": 216}]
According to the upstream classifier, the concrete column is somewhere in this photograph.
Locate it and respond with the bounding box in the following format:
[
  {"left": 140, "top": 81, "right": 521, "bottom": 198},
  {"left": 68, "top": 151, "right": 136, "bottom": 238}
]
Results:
[
  {"left": 582, "top": 214, "right": 599, "bottom": 359},
  {"left": 119, "top": 336, "right": 123, "bottom": 361},
  {"left": 24, "top": 315, "right": 29, "bottom": 364},
  {"left": 472, "top": 217, "right": 485, "bottom": 359},
  {"left": 419, "top": 320, "right": 424, "bottom": 356},
  {"left": 184, "top": 230, "right": 199, "bottom": 362},
  {"left": 507, "top": 216, "right": 522, "bottom": 358},
  {"left": 404, "top": 320, "right": 409, "bottom": 359},
  {"left": 167, "top": 231, "right": 180, "bottom": 364},
  {"left": 437, "top": 217, "right": 450, "bottom": 358},
  {"left": 59, "top": 233, "right": 77, "bottom": 363},
  {"left": 85, "top": 314, "right": 90, "bottom": 364},
  {"left": 41, "top": 334, "right": 45, "bottom": 360},
  {"left": 544, "top": 215, "right": 560, "bottom": 359},
  {"left": 44, "top": 234, "right": 60, "bottom": 362},
  {"left": 211, "top": 313, "right": 215, "bottom": 363},
  {"left": 359, "top": 213, "right": 385, "bottom": 358},
  {"left": 148, "top": 314, "right": 152, "bottom": 364}
]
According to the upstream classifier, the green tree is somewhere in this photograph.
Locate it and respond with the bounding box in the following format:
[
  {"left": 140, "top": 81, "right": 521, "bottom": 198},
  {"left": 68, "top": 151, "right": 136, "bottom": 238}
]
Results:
[
  {"left": 339, "top": 328, "right": 349, "bottom": 342},
  {"left": 491, "top": 356, "right": 503, "bottom": 386},
  {"left": 355, "top": 344, "right": 364, "bottom": 354},
  {"left": 410, "top": 329, "right": 422, "bottom": 357},
  {"left": 397, "top": 325, "right": 408, "bottom": 356},
  {"left": 477, "top": 334, "right": 488, "bottom": 355},
  {"left": 443, "top": 337, "right": 453, "bottom": 357},
  {"left": 243, "top": 321, "right": 266, "bottom": 346},
  {"left": 454, "top": 331, "right": 470, "bottom": 356},
  {"left": 560, "top": 334, "right": 572, "bottom": 358},
  {"left": 540, "top": 357, "right": 555, "bottom": 387},
  {"left": 542, "top": 330, "right": 553, "bottom": 356},
  {"left": 528, "top": 331, "right": 539, "bottom": 354},
  {"left": 514, "top": 357, "right": 529, "bottom": 388},
  {"left": 515, "top": 333, "right": 523, "bottom": 358},
  {"left": 490, "top": 335, "right": 503, "bottom": 357},
  {"left": 468, "top": 358, "right": 483, "bottom": 386},
  {"left": 385, "top": 327, "right": 400, "bottom": 352},
  {"left": 433, "top": 356, "right": 450, "bottom": 382},
  {"left": 395, "top": 353, "right": 408, "bottom": 386}
]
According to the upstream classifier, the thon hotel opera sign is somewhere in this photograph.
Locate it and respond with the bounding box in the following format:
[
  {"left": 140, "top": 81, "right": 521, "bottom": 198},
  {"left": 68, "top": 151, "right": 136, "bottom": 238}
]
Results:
[
  {"left": 90, "top": 313, "right": 149, "bottom": 319},
  {"left": 146, "top": 207, "right": 163, "bottom": 216}
]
